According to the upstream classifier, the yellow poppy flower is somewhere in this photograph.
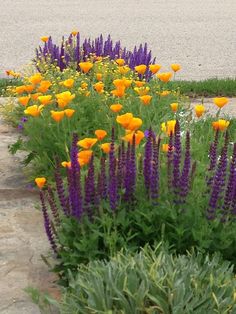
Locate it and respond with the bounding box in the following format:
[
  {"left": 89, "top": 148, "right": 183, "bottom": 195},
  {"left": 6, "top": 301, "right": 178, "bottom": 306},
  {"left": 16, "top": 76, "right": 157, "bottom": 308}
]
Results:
[
  {"left": 122, "top": 130, "right": 144, "bottom": 145},
  {"left": 18, "top": 96, "right": 30, "bottom": 106},
  {"left": 61, "top": 161, "right": 71, "bottom": 168},
  {"left": 95, "top": 129, "right": 107, "bottom": 141},
  {"left": 118, "top": 66, "right": 130, "bottom": 74},
  {"left": 139, "top": 95, "right": 152, "bottom": 105},
  {"left": 110, "top": 104, "right": 123, "bottom": 113},
  {"left": 64, "top": 109, "right": 75, "bottom": 118},
  {"left": 162, "top": 144, "right": 175, "bottom": 152},
  {"left": 50, "top": 110, "right": 65, "bottom": 122},
  {"left": 35, "top": 177, "right": 46, "bottom": 189},
  {"left": 134, "top": 86, "right": 150, "bottom": 96},
  {"left": 195, "top": 104, "right": 205, "bottom": 118},
  {"left": 77, "top": 138, "right": 98, "bottom": 149},
  {"left": 171, "top": 64, "right": 181, "bottom": 72},
  {"left": 38, "top": 95, "right": 52, "bottom": 105},
  {"left": 149, "top": 64, "right": 161, "bottom": 74},
  {"left": 157, "top": 72, "right": 173, "bottom": 83},
  {"left": 161, "top": 120, "right": 176, "bottom": 136},
  {"left": 79, "top": 62, "right": 93, "bottom": 73},
  {"left": 213, "top": 97, "right": 229, "bottom": 109},
  {"left": 122, "top": 78, "right": 132, "bottom": 88}
]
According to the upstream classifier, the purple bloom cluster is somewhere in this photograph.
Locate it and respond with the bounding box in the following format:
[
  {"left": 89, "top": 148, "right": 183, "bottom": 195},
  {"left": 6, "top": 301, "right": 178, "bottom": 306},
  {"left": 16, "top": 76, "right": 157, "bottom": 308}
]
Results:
[{"left": 35, "top": 34, "right": 155, "bottom": 80}]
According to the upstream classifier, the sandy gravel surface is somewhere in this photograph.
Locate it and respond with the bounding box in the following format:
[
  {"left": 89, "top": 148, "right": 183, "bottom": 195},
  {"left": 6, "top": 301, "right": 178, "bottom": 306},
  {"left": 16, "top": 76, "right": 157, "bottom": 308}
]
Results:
[{"left": 0, "top": 0, "right": 236, "bottom": 80}]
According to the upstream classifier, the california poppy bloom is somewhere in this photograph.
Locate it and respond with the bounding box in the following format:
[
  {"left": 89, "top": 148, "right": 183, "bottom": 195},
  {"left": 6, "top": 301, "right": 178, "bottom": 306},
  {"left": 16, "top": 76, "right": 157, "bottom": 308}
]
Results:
[
  {"left": 96, "top": 73, "right": 102, "bottom": 81},
  {"left": 171, "top": 64, "right": 181, "bottom": 72},
  {"left": 24, "top": 105, "right": 43, "bottom": 117},
  {"left": 24, "top": 85, "right": 35, "bottom": 93},
  {"left": 116, "top": 58, "right": 125, "bottom": 66},
  {"left": 29, "top": 73, "right": 43, "bottom": 85},
  {"left": 122, "top": 78, "right": 132, "bottom": 88},
  {"left": 134, "top": 80, "right": 146, "bottom": 87},
  {"left": 195, "top": 104, "right": 205, "bottom": 118},
  {"left": 111, "top": 86, "right": 125, "bottom": 98},
  {"left": 213, "top": 97, "right": 229, "bottom": 109},
  {"left": 61, "top": 79, "right": 75, "bottom": 88},
  {"left": 15, "top": 86, "right": 25, "bottom": 94},
  {"left": 161, "top": 120, "right": 176, "bottom": 136},
  {"left": 159, "top": 90, "right": 171, "bottom": 97},
  {"left": 37, "top": 80, "right": 52, "bottom": 93},
  {"left": 35, "top": 177, "right": 46, "bottom": 189},
  {"left": 118, "top": 66, "right": 130, "bottom": 75},
  {"left": 212, "top": 119, "right": 230, "bottom": 131},
  {"left": 100, "top": 143, "right": 111, "bottom": 154},
  {"left": 71, "top": 30, "right": 79, "bottom": 36},
  {"left": 170, "top": 103, "right": 178, "bottom": 113},
  {"left": 94, "top": 82, "right": 104, "bottom": 93},
  {"left": 79, "top": 62, "right": 93, "bottom": 73},
  {"left": 110, "top": 104, "right": 123, "bottom": 113},
  {"left": 56, "top": 91, "right": 75, "bottom": 108},
  {"left": 77, "top": 150, "right": 93, "bottom": 164},
  {"left": 123, "top": 130, "right": 144, "bottom": 145},
  {"left": 77, "top": 138, "right": 98, "bottom": 149},
  {"left": 149, "top": 64, "right": 161, "bottom": 74},
  {"left": 50, "top": 110, "right": 65, "bottom": 122},
  {"left": 18, "top": 96, "right": 30, "bottom": 106},
  {"left": 134, "top": 86, "right": 150, "bottom": 96},
  {"left": 31, "top": 93, "right": 42, "bottom": 100},
  {"left": 140, "top": 95, "right": 152, "bottom": 105},
  {"left": 95, "top": 129, "right": 107, "bottom": 140},
  {"left": 38, "top": 95, "right": 52, "bottom": 105},
  {"left": 41, "top": 36, "right": 49, "bottom": 43},
  {"left": 64, "top": 109, "right": 75, "bottom": 118},
  {"left": 157, "top": 72, "right": 172, "bottom": 83},
  {"left": 135, "top": 64, "right": 147, "bottom": 75},
  {"left": 116, "top": 113, "right": 134, "bottom": 128},
  {"left": 126, "top": 117, "right": 143, "bottom": 131},
  {"left": 61, "top": 161, "right": 71, "bottom": 168}
]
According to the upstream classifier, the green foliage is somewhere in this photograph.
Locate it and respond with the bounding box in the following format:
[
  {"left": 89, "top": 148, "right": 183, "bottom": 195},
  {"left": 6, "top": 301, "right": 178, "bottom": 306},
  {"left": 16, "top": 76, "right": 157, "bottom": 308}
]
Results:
[
  {"left": 170, "top": 78, "right": 236, "bottom": 97},
  {"left": 59, "top": 246, "right": 236, "bottom": 313}
]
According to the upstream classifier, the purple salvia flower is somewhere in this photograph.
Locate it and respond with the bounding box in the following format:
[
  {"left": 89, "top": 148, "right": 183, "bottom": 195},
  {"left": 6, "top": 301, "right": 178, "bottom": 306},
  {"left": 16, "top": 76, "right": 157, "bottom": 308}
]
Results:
[
  {"left": 221, "top": 143, "right": 236, "bottom": 221},
  {"left": 55, "top": 159, "right": 69, "bottom": 215},
  {"left": 179, "top": 131, "right": 191, "bottom": 204},
  {"left": 109, "top": 127, "right": 118, "bottom": 210},
  {"left": 84, "top": 156, "right": 97, "bottom": 220},
  {"left": 172, "top": 121, "right": 182, "bottom": 194},
  {"left": 150, "top": 137, "right": 161, "bottom": 202},
  {"left": 69, "top": 134, "right": 83, "bottom": 219},
  {"left": 143, "top": 128, "right": 153, "bottom": 194},
  {"left": 207, "top": 132, "right": 229, "bottom": 220},
  {"left": 47, "top": 186, "right": 60, "bottom": 225},
  {"left": 39, "top": 191, "right": 57, "bottom": 253},
  {"left": 167, "top": 131, "right": 174, "bottom": 190}
]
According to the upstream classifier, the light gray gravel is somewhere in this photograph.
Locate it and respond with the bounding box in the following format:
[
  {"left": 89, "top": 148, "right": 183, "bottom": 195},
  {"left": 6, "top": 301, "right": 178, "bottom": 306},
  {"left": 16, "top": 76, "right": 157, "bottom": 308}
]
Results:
[{"left": 0, "top": 0, "right": 236, "bottom": 80}]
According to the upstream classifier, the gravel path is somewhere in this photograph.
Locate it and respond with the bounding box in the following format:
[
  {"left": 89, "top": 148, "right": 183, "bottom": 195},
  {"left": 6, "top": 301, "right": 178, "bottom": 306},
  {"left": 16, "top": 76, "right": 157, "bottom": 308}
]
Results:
[
  {"left": 0, "top": 0, "right": 236, "bottom": 80},
  {"left": 0, "top": 101, "right": 57, "bottom": 313}
]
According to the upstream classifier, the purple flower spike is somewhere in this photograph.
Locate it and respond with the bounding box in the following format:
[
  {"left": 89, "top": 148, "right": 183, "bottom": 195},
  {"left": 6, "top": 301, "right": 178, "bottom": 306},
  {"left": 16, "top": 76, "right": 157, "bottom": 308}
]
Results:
[
  {"left": 179, "top": 131, "right": 191, "bottom": 204},
  {"left": 172, "top": 121, "right": 182, "bottom": 193},
  {"left": 109, "top": 127, "right": 118, "bottom": 210},
  {"left": 143, "top": 128, "right": 153, "bottom": 194},
  {"left": 150, "top": 137, "right": 161, "bottom": 202}
]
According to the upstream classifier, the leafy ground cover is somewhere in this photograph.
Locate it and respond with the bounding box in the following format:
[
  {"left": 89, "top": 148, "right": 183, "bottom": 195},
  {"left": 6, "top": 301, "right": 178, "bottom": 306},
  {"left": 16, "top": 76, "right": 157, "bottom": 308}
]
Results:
[{"left": 2, "top": 32, "right": 236, "bottom": 313}]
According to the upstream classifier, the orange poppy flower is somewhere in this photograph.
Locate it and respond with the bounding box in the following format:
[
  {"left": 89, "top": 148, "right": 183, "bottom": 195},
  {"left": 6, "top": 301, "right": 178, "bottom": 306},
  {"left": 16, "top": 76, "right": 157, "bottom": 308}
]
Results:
[
  {"left": 94, "top": 82, "right": 104, "bottom": 93},
  {"left": 123, "top": 130, "right": 144, "bottom": 145},
  {"left": 134, "top": 86, "right": 150, "bottom": 96},
  {"left": 77, "top": 138, "right": 98, "bottom": 149},
  {"left": 140, "top": 95, "right": 152, "bottom": 105},
  {"left": 100, "top": 143, "right": 111, "bottom": 154},
  {"left": 38, "top": 95, "right": 52, "bottom": 105},
  {"left": 77, "top": 150, "right": 93, "bottom": 165},
  {"left": 79, "top": 62, "right": 93, "bottom": 73},
  {"left": 61, "top": 161, "right": 71, "bottom": 168},
  {"left": 149, "top": 64, "right": 161, "bottom": 74},
  {"left": 135, "top": 64, "right": 147, "bottom": 75},
  {"left": 116, "top": 113, "right": 134, "bottom": 128},
  {"left": 37, "top": 80, "right": 52, "bottom": 93},
  {"left": 15, "top": 86, "right": 25, "bottom": 94},
  {"left": 111, "top": 86, "right": 126, "bottom": 98},
  {"left": 24, "top": 105, "right": 43, "bottom": 117},
  {"left": 171, "top": 64, "right": 181, "bottom": 72},
  {"left": 170, "top": 103, "right": 178, "bottom": 113},
  {"left": 110, "top": 104, "right": 123, "bottom": 113},
  {"left": 71, "top": 30, "right": 79, "bottom": 36},
  {"left": 95, "top": 129, "right": 107, "bottom": 140},
  {"left": 56, "top": 91, "right": 75, "bottom": 108},
  {"left": 64, "top": 109, "right": 75, "bottom": 118},
  {"left": 116, "top": 58, "right": 125, "bottom": 66},
  {"left": 195, "top": 104, "right": 205, "bottom": 118},
  {"left": 61, "top": 79, "right": 75, "bottom": 88},
  {"left": 18, "top": 96, "right": 30, "bottom": 106},
  {"left": 159, "top": 90, "right": 171, "bottom": 97},
  {"left": 213, "top": 97, "right": 229, "bottom": 109},
  {"left": 126, "top": 117, "right": 143, "bottom": 131},
  {"left": 157, "top": 72, "right": 172, "bottom": 83},
  {"left": 41, "top": 36, "right": 49, "bottom": 43},
  {"left": 24, "top": 85, "right": 35, "bottom": 93},
  {"left": 31, "top": 93, "right": 42, "bottom": 100},
  {"left": 29, "top": 73, "right": 43, "bottom": 85},
  {"left": 96, "top": 73, "right": 103, "bottom": 81},
  {"left": 35, "top": 177, "right": 46, "bottom": 189},
  {"left": 134, "top": 80, "right": 146, "bottom": 87},
  {"left": 118, "top": 66, "right": 130, "bottom": 74},
  {"left": 50, "top": 110, "right": 65, "bottom": 122},
  {"left": 212, "top": 119, "right": 230, "bottom": 131}
]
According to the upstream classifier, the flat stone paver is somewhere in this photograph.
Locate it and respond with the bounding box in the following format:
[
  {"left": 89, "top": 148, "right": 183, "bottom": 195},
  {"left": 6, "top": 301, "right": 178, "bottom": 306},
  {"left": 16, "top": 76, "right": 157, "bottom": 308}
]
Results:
[
  {"left": 0, "top": 0, "right": 236, "bottom": 80},
  {"left": 0, "top": 107, "right": 57, "bottom": 313}
]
